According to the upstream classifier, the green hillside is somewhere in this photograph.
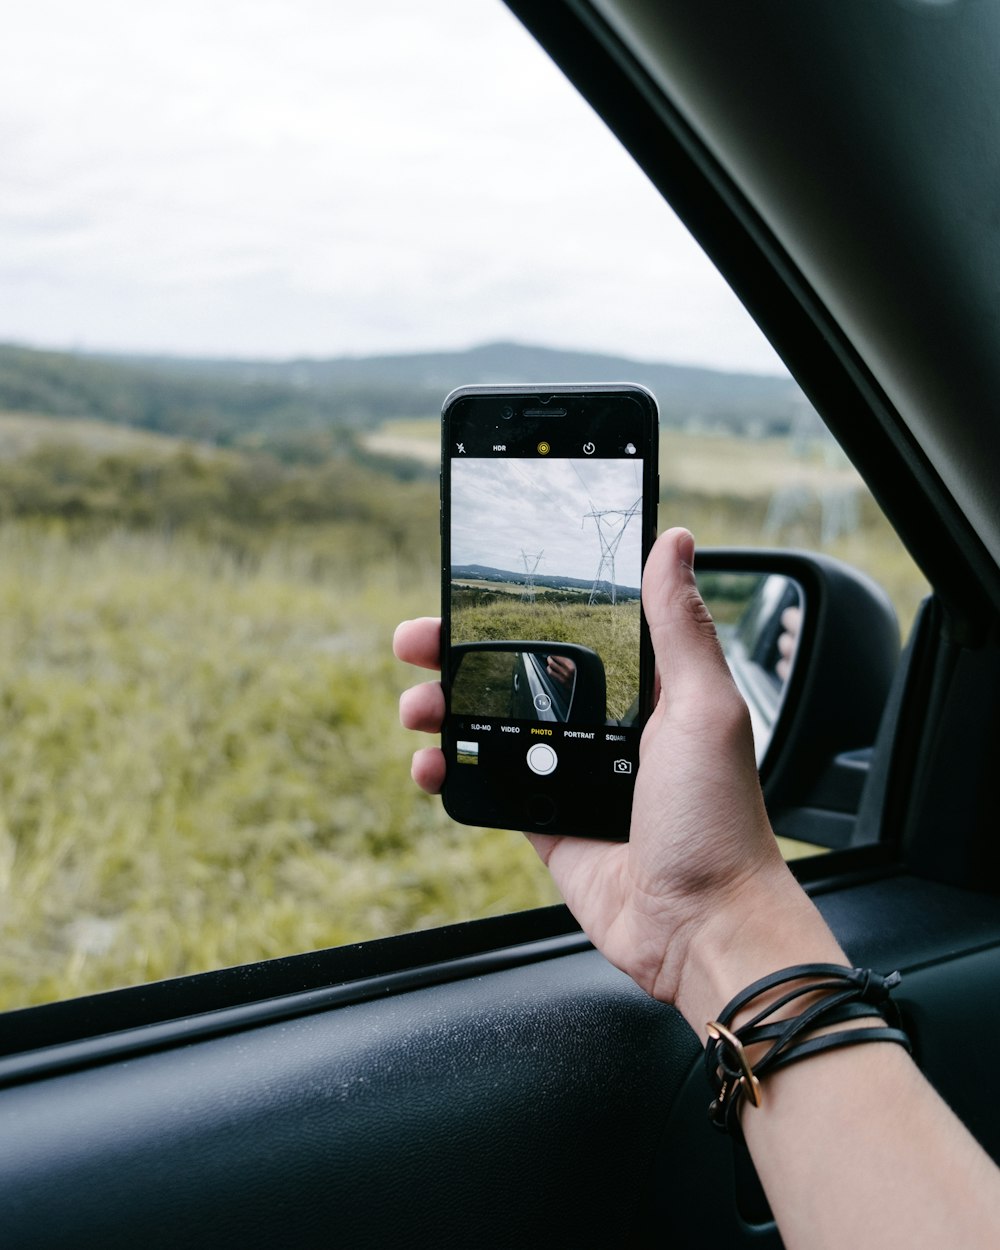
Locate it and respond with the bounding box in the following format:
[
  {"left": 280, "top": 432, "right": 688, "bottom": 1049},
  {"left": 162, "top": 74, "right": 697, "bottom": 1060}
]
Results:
[{"left": 0, "top": 340, "right": 811, "bottom": 452}]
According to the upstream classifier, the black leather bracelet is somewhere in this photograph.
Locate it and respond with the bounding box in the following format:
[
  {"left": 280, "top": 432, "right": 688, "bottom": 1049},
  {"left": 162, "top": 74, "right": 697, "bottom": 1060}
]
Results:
[{"left": 705, "top": 964, "right": 912, "bottom": 1138}]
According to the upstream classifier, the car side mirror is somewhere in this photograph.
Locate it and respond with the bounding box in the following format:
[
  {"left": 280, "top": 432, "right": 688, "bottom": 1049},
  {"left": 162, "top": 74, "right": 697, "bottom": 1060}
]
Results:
[
  {"left": 697, "top": 549, "right": 901, "bottom": 848},
  {"left": 450, "top": 641, "right": 608, "bottom": 724}
]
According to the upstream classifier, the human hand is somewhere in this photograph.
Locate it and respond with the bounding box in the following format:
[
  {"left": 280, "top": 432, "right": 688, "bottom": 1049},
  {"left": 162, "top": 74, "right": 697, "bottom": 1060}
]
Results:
[
  {"left": 776, "top": 604, "right": 803, "bottom": 682},
  {"left": 397, "top": 535, "right": 1000, "bottom": 1250},
  {"left": 394, "top": 528, "right": 841, "bottom": 1034},
  {"left": 544, "top": 654, "right": 576, "bottom": 690}
]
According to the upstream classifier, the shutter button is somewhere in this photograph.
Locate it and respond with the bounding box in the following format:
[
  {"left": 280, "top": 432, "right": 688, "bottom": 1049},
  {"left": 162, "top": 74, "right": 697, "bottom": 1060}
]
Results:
[{"left": 526, "top": 743, "right": 558, "bottom": 776}]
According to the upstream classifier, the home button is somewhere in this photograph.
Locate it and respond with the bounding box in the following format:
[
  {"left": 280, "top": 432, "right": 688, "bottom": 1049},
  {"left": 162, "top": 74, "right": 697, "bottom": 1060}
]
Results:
[{"left": 526, "top": 795, "right": 557, "bottom": 826}]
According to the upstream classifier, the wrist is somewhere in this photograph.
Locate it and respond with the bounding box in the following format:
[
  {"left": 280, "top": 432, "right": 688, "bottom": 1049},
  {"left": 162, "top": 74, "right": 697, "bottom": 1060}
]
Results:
[{"left": 671, "top": 863, "right": 849, "bottom": 1042}]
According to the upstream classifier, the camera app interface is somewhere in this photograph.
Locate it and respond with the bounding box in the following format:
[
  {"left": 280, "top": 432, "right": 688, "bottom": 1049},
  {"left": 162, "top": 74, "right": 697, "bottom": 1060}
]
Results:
[{"left": 447, "top": 437, "right": 647, "bottom": 789}]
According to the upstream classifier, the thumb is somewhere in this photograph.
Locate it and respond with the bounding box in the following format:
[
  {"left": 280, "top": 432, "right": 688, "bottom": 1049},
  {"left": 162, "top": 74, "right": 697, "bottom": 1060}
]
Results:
[{"left": 642, "top": 528, "right": 732, "bottom": 700}]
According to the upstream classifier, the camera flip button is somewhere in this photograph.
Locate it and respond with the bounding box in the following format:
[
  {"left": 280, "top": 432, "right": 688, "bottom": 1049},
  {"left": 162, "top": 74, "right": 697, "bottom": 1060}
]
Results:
[{"left": 526, "top": 743, "right": 558, "bottom": 776}]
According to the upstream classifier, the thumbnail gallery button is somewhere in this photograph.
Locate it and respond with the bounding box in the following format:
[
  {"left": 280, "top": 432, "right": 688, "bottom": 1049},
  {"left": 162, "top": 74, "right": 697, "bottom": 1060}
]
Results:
[{"left": 526, "top": 742, "right": 558, "bottom": 776}]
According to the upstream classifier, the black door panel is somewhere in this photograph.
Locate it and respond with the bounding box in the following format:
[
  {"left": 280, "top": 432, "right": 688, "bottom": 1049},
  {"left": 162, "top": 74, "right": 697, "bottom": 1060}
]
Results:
[
  {"left": 3, "top": 875, "right": 999, "bottom": 1250},
  {"left": 0, "top": 952, "right": 695, "bottom": 1250}
]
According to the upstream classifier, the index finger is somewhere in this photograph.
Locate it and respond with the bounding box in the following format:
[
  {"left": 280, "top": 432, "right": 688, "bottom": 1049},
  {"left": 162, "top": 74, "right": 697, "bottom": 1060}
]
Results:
[{"left": 393, "top": 617, "right": 442, "bottom": 671}]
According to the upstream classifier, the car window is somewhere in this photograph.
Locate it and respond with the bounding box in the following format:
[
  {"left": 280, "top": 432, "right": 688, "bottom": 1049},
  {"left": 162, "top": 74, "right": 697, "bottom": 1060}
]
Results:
[{"left": 0, "top": 0, "right": 927, "bottom": 1011}]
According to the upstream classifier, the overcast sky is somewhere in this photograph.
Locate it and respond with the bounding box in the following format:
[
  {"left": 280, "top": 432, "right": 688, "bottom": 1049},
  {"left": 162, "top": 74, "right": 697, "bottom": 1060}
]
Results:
[
  {"left": 451, "top": 457, "right": 643, "bottom": 585},
  {"left": 2, "top": 0, "right": 785, "bottom": 372}
]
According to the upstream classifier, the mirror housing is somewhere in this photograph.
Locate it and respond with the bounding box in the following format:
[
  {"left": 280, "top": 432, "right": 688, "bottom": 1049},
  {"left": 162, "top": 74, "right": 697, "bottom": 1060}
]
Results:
[{"left": 697, "top": 549, "right": 901, "bottom": 848}]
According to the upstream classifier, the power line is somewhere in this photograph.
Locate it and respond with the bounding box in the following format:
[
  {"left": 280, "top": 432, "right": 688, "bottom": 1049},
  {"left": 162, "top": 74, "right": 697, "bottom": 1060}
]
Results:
[
  {"left": 507, "top": 459, "right": 582, "bottom": 527},
  {"left": 569, "top": 459, "right": 597, "bottom": 513}
]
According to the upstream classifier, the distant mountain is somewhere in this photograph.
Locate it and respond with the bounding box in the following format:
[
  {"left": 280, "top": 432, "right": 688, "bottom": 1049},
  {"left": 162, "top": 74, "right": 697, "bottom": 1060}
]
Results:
[
  {"left": 108, "top": 340, "right": 806, "bottom": 431},
  {"left": 0, "top": 339, "right": 816, "bottom": 448},
  {"left": 453, "top": 562, "right": 640, "bottom": 600}
]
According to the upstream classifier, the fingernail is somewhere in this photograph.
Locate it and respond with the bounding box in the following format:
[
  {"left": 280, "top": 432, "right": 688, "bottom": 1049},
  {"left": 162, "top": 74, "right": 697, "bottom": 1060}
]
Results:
[{"left": 677, "top": 529, "right": 695, "bottom": 569}]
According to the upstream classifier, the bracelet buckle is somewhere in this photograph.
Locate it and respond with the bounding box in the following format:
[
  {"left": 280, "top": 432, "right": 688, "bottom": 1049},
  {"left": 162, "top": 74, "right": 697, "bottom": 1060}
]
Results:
[{"left": 706, "top": 1019, "right": 763, "bottom": 1109}]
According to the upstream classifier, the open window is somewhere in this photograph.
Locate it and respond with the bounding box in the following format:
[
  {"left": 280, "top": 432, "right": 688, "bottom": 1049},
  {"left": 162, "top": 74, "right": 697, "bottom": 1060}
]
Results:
[{"left": 0, "top": 0, "right": 925, "bottom": 1018}]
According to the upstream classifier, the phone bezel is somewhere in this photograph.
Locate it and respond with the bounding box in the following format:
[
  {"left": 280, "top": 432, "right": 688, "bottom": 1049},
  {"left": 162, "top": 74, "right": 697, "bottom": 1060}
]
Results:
[{"left": 440, "top": 383, "right": 659, "bottom": 841}]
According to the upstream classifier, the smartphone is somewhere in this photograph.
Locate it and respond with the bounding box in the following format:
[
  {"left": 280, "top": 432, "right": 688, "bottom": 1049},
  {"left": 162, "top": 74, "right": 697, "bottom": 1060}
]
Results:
[{"left": 440, "top": 383, "right": 659, "bottom": 840}]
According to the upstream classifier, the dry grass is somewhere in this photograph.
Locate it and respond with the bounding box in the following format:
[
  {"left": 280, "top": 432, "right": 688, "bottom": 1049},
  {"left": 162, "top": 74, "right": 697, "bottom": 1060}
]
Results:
[
  {"left": 0, "top": 411, "right": 211, "bottom": 460},
  {"left": 0, "top": 524, "right": 559, "bottom": 1011}
]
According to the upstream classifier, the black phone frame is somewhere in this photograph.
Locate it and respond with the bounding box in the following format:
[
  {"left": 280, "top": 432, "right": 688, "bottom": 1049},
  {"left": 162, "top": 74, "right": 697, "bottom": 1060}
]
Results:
[{"left": 440, "top": 382, "right": 659, "bottom": 840}]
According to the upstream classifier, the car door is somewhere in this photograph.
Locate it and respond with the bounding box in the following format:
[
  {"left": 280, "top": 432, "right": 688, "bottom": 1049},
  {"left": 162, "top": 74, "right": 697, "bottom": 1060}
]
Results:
[{"left": 4, "top": 2, "right": 1000, "bottom": 1248}]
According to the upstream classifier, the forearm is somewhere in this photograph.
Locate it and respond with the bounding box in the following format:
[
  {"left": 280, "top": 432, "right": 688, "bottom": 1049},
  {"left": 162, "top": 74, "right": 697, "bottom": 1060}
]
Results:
[
  {"left": 745, "top": 1036, "right": 1000, "bottom": 1250},
  {"left": 674, "top": 868, "right": 1000, "bottom": 1250}
]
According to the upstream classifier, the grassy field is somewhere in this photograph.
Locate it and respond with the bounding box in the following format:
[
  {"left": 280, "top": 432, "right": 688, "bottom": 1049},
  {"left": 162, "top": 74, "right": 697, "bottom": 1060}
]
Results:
[
  {"left": 0, "top": 522, "right": 560, "bottom": 1011},
  {"left": 0, "top": 413, "right": 931, "bottom": 1011},
  {"left": 451, "top": 651, "right": 515, "bottom": 718},
  {"left": 452, "top": 578, "right": 581, "bottom": 599},
  {"left": 0, "top": 411, "right": 202, "bottom": 460}
]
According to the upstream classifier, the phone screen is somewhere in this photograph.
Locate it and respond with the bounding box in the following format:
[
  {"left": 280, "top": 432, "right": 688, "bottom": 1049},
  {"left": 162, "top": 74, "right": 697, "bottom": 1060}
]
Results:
[{"left": 441, "top": 385, "right": 658, "bottom": 839}]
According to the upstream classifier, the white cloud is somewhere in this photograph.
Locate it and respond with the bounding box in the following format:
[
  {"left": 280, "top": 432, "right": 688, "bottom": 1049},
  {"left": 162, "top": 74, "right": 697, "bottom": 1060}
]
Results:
[
  {"left": 0, "top": 0, "right": 786, "bottom": 372},
  {"left": 451, "top": 457, "right": 643, "bottom": 584}
]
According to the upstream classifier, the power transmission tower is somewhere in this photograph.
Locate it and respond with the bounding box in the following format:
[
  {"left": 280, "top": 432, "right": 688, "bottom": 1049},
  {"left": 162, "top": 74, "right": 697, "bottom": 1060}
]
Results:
[
  {"left": 584, "top": 499, "right": 641, "bottom": 605},
  {"left": 520, "top": 549, "right": 544, "bottom": 603}
]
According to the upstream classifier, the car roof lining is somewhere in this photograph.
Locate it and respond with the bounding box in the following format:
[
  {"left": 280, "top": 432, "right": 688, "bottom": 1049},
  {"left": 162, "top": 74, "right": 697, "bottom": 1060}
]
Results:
[{"left": 507, "top": 0, "right": 1000, "bottom": 629}]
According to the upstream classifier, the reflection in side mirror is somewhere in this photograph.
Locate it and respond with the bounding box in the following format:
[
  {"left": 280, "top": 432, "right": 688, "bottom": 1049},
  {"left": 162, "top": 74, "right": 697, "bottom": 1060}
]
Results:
[
  {"left": 698, "top": 572, "right": 804, "bottom": 764},
  {"left": 450, "top": 641, "right": 607, "bottom": 724}
]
